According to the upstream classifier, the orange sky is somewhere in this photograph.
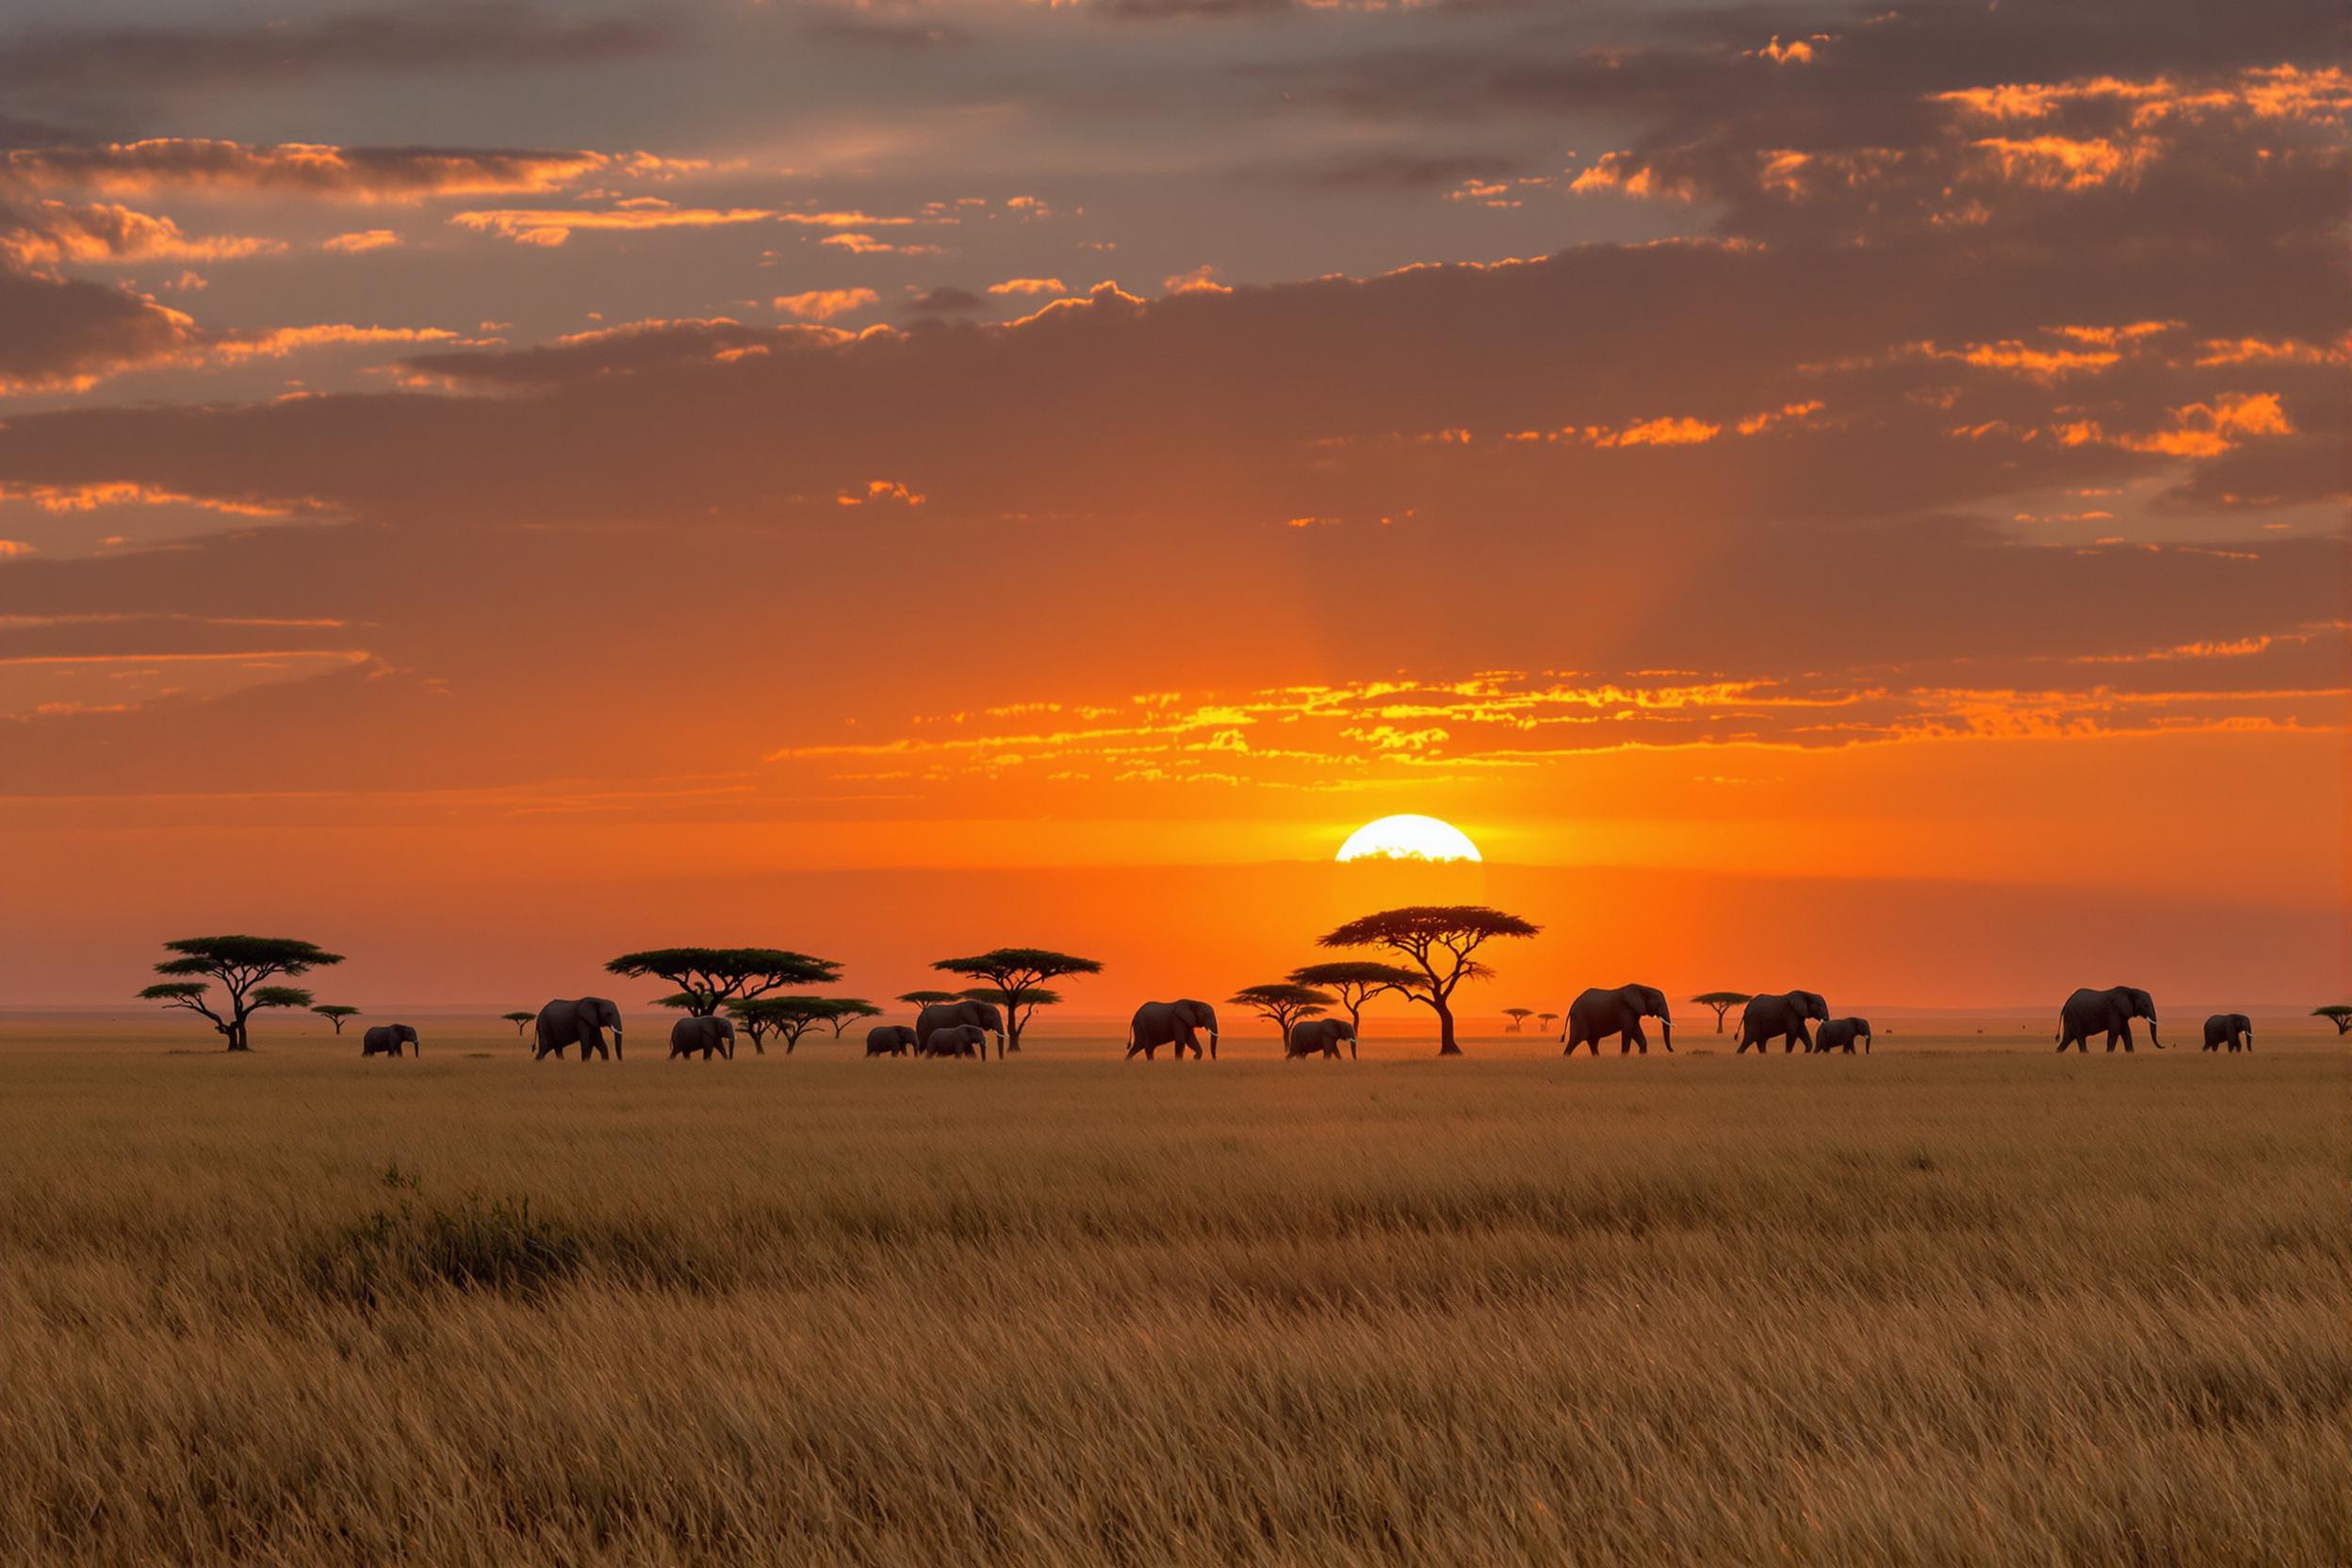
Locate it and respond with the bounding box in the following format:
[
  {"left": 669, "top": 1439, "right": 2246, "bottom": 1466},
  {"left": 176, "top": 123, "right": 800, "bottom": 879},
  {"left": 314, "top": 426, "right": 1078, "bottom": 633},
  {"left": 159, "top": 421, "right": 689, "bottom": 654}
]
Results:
[{"left": 0, "top": 2, "right": 2344, "bottom": 1010}]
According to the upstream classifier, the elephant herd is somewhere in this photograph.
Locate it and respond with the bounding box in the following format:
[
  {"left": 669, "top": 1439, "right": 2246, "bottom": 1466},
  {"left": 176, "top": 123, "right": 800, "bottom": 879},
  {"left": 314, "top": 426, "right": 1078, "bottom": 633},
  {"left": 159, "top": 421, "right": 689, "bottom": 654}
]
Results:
[{"left": 347, "top": 982, "right": 2260, "bottom": 1063}]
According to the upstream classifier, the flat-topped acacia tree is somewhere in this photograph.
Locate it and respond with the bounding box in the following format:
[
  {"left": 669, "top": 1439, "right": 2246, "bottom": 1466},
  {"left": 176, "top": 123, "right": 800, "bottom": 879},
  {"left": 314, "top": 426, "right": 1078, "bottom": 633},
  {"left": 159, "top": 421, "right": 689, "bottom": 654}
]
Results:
[
  {"left": 1317, "top": 906, "right": 1540, "bottom": 1056},
  {"left": 961, "top": 986, "right": 1059, "bottom": 1043},
  {"left": 312, "top": 1004, "right": 362, "bottom": 1036},
  {"left": 1502, "top": 1008, "right": 1535, "bottom": 1033},
  {"left": 501, "top": 1011, "right": 537, "bottom": 1036},
  {"left": 2314, "top": 1005, "right": 2352, "bottom": 1036},
  {"left": 932, "top": 949, "right": 1102, "bottom": 1052},
  {"left": 728, "top": 996, "right": 874, "bottom": 1054},
  {"left": 604, "top": 948, "right": 841, "bottom": 1018},
  {"left": 897, "top": 989, "right": 959, "bottom": 1012},
  {"left": 1287, "top": 960, "right": 1419, "bottom": 1042},
  {"left": 1228, "top": 984, "right": 1335, "bottom": 1049},
  {"left": 137, "top": 936, "right": 346, "bottom": 1052},
  {"left": 824, "top": 1000, "right": 884, "bottom": 1037},
  {"left": 1691, "top": 991, "right": 1754, "bottom": 1033}
]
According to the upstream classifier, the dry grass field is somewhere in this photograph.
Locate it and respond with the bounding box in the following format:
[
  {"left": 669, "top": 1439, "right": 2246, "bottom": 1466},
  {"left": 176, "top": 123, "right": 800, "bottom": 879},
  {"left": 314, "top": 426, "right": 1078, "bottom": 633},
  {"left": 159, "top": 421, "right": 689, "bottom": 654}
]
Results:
[{"left": 1, "top": 1016, "right": 2344, "bottom": 1566}]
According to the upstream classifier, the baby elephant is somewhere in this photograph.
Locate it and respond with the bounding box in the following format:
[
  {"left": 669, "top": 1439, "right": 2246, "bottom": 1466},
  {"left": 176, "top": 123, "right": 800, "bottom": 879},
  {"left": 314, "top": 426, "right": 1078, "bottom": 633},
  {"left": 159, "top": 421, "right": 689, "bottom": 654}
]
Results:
[
  {"left": 361, "top": 1023, "right": 419, "bottom": 1057},
  {"left": 669, "top": 1015, "right": 736, "bottom": 1060},
  {"left": 1813, "top": 1017, "right": 1871, "bottom": 1054},
  {"left": 1285, "top": 1018, "right": 1357, "bottom": 1059},
  {"left": 866, "top": 1024, "right": 919, "bottom": 1056},
  {"left": 923, "top": 1023, "right": 988, "bottom": 1058},
  {"left": 2201, "top": 1013, "right": 2254, "bottom": 1053}
]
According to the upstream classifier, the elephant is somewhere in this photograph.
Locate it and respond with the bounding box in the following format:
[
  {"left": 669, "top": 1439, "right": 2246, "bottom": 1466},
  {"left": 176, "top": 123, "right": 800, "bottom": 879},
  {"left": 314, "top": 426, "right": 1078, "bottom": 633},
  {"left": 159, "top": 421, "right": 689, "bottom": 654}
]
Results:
[
  {"left": 922, "top": 1023, "right": 988, "bottom": 1058},
  {"left": 2056, "top": 986, "right": 2161, "bottom": 1053},
  {"left": 1561, "top": 984, "right": 1673, "bottom": 1055},
  {"left": 915, "top": 999, "right": 1004, "bottom": 1059},
  {"left": 1735, "top": 990, "right": 1829, "bottom": 1054},
  {"left": 1127, "top": 999, "right": 1220, "bottom": 1061},
  {"left": 2201, "top": 1013, "right": 2253, "bottom": 1053},
  {"left": 533, "top": 997, "right": 624, "bottom": 1061},
  {"left": 866, "top": 1024, "right": 919, "bottom": 1056},
  {"left": 668, "top": 1015, "right": 736, "bottom": 1060},
  {"left": 361, "top": 1023, "right": 418, "bottom": 1057},
  {"left": 1814, "top": 1017, "right": 1871, "bottom": 1054},
  {"left": 1284, "top": 1018, "right": 1356, "bottom": 1059}
]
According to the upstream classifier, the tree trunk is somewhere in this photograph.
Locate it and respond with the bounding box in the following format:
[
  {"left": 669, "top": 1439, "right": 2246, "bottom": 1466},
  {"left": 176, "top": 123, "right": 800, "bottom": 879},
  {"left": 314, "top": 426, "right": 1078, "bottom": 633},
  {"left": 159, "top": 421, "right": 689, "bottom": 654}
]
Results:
[
  {"left": 1435, "top": 1003, "right": 1460, "bottom": 1056},
  {"left": 226, "top": 1017, "right": 250, "bottom": 1052},
  {"left": 1004, "top": 992, "right": 1021, "bottom": 1053}
]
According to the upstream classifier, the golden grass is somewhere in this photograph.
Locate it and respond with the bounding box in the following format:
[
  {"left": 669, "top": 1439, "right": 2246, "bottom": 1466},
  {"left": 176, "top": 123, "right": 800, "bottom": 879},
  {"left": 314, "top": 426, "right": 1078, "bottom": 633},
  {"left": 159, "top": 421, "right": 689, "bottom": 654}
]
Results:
[{"left": 1, "top": 1021, "right": 2345, "bottom": 1565}]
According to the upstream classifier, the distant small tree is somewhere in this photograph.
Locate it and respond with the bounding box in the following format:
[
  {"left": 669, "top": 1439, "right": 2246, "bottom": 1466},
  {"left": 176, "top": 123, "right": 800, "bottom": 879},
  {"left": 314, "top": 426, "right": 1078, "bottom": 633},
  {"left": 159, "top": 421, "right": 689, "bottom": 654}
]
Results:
[
  {"left": 137, "top": 935, "right": 345, "bottom": 1052},
  {"left": 1691, "top": 991, "right": 1753, "bottom": 1033},
  {"left": 897, "top": 989, "right": 960, "bottom": 1010},
  {"left": 500, "top": 1010, "right": 536, "bottom": 1037},
  {"left": 1228, "top": 984, "right": 1335, "bottom": 1050},
  {"left": 2314, "top": 1005, "right": 2352, "bottom": 1035},
  {"left": 932, "top": 948, "right": 1102, "bottom": 1053},
  {"left": 960, "top": 986, "right": 1060, "bottom": 1042},
  {"left": 605, "top": 947, "right": 841, "bottom": 1018},
  {"left": 1287, "top": 960, "right": 1419, "bottom": 1041},
  {"left": 1318, "top": 906, "right": 1540, "bottom": 1056},
  {"left": 825, "top": 999, "right": 885, "bottom": 1037},
  {"left": 1537, "top": 1011, "right": 1559, "bottom": 1033},
  {"left": 727, "top": 995, "right": 849, "bottom": 1054},
  {"left": 312, "top": 1004, "right": 362, "bottom": 1035},
  {"left": 1502, "top": 1008, "right": 1535, "bottom": 1033}
]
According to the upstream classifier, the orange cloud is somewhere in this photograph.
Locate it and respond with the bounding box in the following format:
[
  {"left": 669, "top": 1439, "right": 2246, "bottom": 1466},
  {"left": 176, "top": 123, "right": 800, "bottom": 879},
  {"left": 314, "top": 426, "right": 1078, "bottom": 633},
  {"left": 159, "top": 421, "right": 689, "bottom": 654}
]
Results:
[
  {"left": 0, "top": 202, "right": 283, "bottom": 267},
  {"left": 988, "top": 277, "right": 1068, "bottom": 297},
  {"left": 774, "top": 287, "right": 879, "bottom": 321},
  {"left": 320, "top": 229, "right": 402, "bottom": 254},
  {"left": 451, "top": 206, "right": 782, "bottom": 244},
  {"left": 820, "top": 234, "right": 943, "bottom": 256},
  {"left": 1582, "top": 416, "right": 1721, "bottom": 448},
  {"left": 1969, "top": 136, "right": 2143, "bottom": 190},
  {"left": 3, "top": 141, "right": 612, "bottom": 201}
]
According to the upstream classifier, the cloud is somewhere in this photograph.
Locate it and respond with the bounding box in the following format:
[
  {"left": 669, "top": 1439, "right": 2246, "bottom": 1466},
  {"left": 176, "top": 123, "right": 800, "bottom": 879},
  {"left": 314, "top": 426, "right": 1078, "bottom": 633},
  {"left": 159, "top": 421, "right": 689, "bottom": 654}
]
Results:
[
  {"left": 0, "top": 269, "right": 197, "bottom": 394},
  {"left": 2, "top": 141, "right": 614, "bottom": 201},
  {"left": 0, "top": 200, "right": 282, "bottom": 267},
  {"left": 988, "top": 277, "right": 1068, "bottom": 297},
  {"left": 905, "top": 286, "right": 990, "bottom": 316},
  {"left": 450, "top": 205, "right": 782, "bottom": 244},
  {"left": 775, "top": 287, "right": 879, "bottom": 321},
  {"left": 321, "top": 230, "right": 404, "bottom": 254},
  {"left": 821, "top": 234, "right": 944, "bottom": 256}
]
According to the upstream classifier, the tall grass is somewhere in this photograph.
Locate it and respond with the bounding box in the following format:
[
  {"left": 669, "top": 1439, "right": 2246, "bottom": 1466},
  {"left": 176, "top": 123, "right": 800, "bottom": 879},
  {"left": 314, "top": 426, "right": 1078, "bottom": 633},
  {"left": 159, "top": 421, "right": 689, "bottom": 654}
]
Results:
[{"left": 0, "top": 1026, "right": 2344, "bottom": 1564}]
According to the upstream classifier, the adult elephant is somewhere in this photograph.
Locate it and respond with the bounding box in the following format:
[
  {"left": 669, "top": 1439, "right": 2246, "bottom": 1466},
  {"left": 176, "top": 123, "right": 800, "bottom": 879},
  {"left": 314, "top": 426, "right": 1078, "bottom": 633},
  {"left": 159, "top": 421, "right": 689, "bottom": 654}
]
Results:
[
  {"left": 669, "top": 1016, "right": 735, "bottom": 1060},
  {"left": 2056, "top": 987, "right": 2161, "bottom": 1053},
  {"left": 866, "top": 1024, "right": 919, "bottom": 1056},
  {"left": 1561, "top": 985, "right": 1673, "bottom": 1055},
  {"left": 2201, "top": 1013, "right": 2253, "bottom": 1053},
  {"left": 361, "top": 1023, "right": 418, "bottom": 1057},
  {"left": 1285, "top": 1019, "right": 1356, "bottom": 1059},
  {"left": 1814, "top": 1017, "right": 1871, "bottom": 1054},
  {"left": 534, "top": 997, "right": 624, "bottom": 1061},
  {"left": 1735, "top": 990, "right": 1829, "bottom": 1054},
  {"left": 1127, "top": 999, "right": 1220, "bottom": 1061},
  {"left": 923, "top": 1023, "right": 988, "bottom": 1058},
  {"left": 915, "top": 999, "right": 1004, "bottom": 1059}
]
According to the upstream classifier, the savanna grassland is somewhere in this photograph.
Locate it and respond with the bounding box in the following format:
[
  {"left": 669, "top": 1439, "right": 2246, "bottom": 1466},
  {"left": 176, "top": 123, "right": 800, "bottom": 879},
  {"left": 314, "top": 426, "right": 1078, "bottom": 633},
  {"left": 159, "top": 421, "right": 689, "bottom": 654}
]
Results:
[{"left": 1, "top": 1019, "right": 2345, "bottom": 1566}]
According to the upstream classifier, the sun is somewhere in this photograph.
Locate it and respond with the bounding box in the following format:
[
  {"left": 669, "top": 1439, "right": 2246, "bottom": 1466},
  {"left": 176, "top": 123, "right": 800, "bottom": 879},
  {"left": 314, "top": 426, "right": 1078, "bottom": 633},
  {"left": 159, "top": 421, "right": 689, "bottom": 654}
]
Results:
[{"left": 1335, "top": 814, "right": 1482, "bottom": 863}]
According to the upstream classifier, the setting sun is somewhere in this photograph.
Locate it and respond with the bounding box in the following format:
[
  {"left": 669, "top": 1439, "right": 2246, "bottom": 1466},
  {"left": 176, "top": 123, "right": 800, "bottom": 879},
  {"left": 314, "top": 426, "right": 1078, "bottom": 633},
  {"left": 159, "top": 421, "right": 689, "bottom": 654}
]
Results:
[{"left": 1336, "top": 815, "right": 1483, "bottom": 864}]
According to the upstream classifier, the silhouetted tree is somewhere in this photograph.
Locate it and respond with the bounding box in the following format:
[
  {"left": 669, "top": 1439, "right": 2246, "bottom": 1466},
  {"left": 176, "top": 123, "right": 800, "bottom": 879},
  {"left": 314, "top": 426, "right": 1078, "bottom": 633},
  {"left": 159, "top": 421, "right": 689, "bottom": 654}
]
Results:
[
  {"left": 137, "top": 936, "right": 345, "bottom": 1052},
  {"left": 500, "top": 1010, "right": 536, "bottom": 1036},
  {"left": 960, "top": 986, "right": 1060, "bottom": 1042},
  {"left": 605, "top": 947, "right": 841, "bottom": 1018},
  {"left": 1287, "top": 960, "right": 1419, "bottom": 1040},
  {"left": 1317, "top": 906, "right": 1540, "bottom": 1056},
  {"left": 897, "top": 989, "right": 959, "bottom": 1010},
  {"left": 727, "top": 995, "right": 862, "bottom": 1054},
  {"left": 312, "top": 1004, "right": 361, "bottom": 1035},
  {"left": 1502, "top": 1008, "right": 1534, "bottom": 1032},
  {"left": 933, "top": 948, "right": 1102, "bottom": 1052},
  {"left": 1228, "top": 984, "right": 1335, "bottom": 1049},
  {"left": 2314, "top": 1005, "right": 2352, "bottom": 1035},
  {"left": 1691, "top": 991, "right": 1753, "bottom": 1033},
  {"left": 1537, "top": 1011, "right": 1559, "bottom": 1033},
  {"left": 824, "top": 999, "right": 885, "bottom": 1037}
]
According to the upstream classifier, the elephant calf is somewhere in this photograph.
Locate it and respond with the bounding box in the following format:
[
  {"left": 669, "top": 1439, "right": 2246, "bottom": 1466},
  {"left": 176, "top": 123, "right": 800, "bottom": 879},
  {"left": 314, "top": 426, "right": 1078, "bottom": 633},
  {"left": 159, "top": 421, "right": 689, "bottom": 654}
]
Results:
[
  {"left": 669, "top": 1015, "right": 736, "bottom": 1060},
  {"left": 2201, "top": 1013, "right": 2253, "bottom": 1053},
  {"left": 922, "top": 1024, "right": 988, "bottom": 1058},
  {"left": 361, "top": 1023, "right": 418, "bottom": 1057},
  {"left": 866, "top": 1024, "right": 919, "bottom": 1056},
  {"left": 1813, "top": 1017, "right": 1871, "bottom": 1054}
]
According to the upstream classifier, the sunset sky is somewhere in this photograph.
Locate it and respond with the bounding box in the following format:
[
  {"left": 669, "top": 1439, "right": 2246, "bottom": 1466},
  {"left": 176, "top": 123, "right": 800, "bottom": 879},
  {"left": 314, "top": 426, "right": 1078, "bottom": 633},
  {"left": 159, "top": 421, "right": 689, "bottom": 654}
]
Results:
[{"left": 1, "top": 0, "right": 2344, "bottom": 1012}]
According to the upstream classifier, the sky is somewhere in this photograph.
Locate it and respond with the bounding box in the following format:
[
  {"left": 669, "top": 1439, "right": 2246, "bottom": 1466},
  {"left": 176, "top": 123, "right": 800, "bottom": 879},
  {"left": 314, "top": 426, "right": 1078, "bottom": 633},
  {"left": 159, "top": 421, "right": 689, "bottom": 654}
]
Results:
[{"left": 0, "top": 0, "right": 2344, "bottom": 1014}]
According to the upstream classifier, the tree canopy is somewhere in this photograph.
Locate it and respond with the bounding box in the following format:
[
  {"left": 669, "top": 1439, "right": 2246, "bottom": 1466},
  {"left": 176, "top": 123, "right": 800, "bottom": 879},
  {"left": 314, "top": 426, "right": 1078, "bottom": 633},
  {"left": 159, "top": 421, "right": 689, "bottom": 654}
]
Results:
[
  {"left": 137, "top": 935, "right": 346, "bottom": 1052},
  {"left": 896, "top": 989, "right": 961, "bottom": 1006},
  {"left": 960, "top": 985, "right": 1061, "bottom": 1040},
  {"left": 1228, "top": 983, "right": 1335, "bottom": 1046},
  {"left": 1286, "top": 959, "right": 1419, "bottom": 1035},
  {"left": 605, "top": 948, "right": 841, "bottom": 1017},
  {"left": 1691, "top": 991, "right": 1754, "bottom": 1031},
  {"left": 2314, "top": 1005, "right": 2352, "bottom": 1035},
  {"left": 1317, "top": 906, "right": 1539, "bottom": 1056},
  {"left": 500, "top": 1010, "right": 536, "bottom": 1035},
  {"left": 934, "top": 948, "right": 1102, "bottom": 1050},
  {"left": 823, "top": 999, "right": 884, "bottom": 1037},
  {"left": 727, "top": 995, "right": 872, "bottom": 1054},
  {"left": 312, "top": 1004, "right": 362, "bottom": 1034}
]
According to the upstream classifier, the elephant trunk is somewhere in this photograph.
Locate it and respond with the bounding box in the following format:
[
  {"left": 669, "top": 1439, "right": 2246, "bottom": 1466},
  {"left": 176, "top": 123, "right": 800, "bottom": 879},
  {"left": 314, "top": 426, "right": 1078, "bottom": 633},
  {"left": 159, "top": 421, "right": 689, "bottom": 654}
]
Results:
[
  {"left": 2145, "top": 1018, "right": 2161, "bottom": 1049},
  {"left": 612, "top": 1027, "right": 624, "bottom": 1060},
  {"left": 1659, "top": 1018, "right": 1673, "bottom": 1052},
  {"left": 1207, "top": 1029, "right": 1218, "bottom": 1061}
]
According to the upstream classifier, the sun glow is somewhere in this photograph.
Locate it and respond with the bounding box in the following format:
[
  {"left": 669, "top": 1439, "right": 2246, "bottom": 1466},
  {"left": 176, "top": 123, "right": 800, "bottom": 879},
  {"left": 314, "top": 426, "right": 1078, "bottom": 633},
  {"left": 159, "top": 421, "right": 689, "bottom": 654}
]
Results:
[{"left": 1335, "top": 814, "right": 1482, "bottom": 863}]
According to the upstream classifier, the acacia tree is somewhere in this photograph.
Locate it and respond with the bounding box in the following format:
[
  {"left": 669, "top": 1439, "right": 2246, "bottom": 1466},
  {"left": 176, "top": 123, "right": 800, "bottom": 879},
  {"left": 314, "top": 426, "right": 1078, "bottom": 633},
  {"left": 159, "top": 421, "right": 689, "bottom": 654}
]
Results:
[
  {"left": 1502, "top": 1008, "right": 1535, "bottom": 1033},
  {"left": 137, "top": 936, "right": 345, "bottom": 1052},
  {"left": 897, "top": 989, "right": 959, "bottom": 1013},
  {"left": 312, "top": 1004, "right": 361, "bottom": 1035},
  {"left": 500, "top": 1011, "right": 537, "bottom": 1036},
  {"left": 1287, "top": 960, "right": 1418, "bottom": 1041},
  {"left": 932, "top": 948, "right": 1102, "bottom": 1053},
  {"left": 1317, "top": 906, "right": 1540, "bottom": 1056},
  {"left": 605, "top": 947, "right": 841, "bottom": 1018},
  {"left": 1228, "top": 984, "right": 1335, "bottom": 1050},
  {"left": 1691, "top": 991, "right": 1753, "bottom": 1033},
  {"left": 1537, "top": 1011, "right": 1559, "bottom": 1034},
  {"left": 825, "top": 999, "right": 885, "bottom": 1037},
  {"left": 2313, "top": 1005, "right": 2352, "bottom": 1036},
  {"left": 727, "top": 995, "right": 860, "bottom": 1054},
  {"left": 961, "top": 986, "right": 1060, "bottom": 1043}
]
